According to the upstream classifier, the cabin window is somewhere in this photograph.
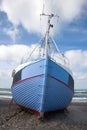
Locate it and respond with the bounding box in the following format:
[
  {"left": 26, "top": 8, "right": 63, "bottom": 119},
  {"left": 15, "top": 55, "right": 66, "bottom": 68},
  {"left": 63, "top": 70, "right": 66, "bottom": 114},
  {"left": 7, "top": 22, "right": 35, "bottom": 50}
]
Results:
[
  {"left": 13, "top": 70, "right": 21, "bottom": 84},
  {"left": 68, "top": 75, "right": 74, "bottom": 90}
]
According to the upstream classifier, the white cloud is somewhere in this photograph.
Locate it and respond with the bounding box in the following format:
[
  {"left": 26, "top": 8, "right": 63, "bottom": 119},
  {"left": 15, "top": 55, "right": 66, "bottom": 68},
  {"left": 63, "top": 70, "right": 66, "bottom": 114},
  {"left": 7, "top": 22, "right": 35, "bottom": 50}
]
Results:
[
  {"left": 65, "top": 50, "right": 87, "bottom": 89},
  {"left": 1, "top": 0, "right": 87, "bottom": 35},
  {"left": 65, "top": 50, "right": 87, "bottom": 70},
  {"left": 0, "top": 44, "right": 40, "bottom": 64},
  {"left": 1, "top": 0, "right": 42, "bottom": 33}
]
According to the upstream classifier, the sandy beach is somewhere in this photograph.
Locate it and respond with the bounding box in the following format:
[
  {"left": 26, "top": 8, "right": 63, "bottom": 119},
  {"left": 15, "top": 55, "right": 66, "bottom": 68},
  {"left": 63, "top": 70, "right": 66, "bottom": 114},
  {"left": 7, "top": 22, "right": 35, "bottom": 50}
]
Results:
[{"left": 0, "top": 99, "right": 87, "bottom": 130}]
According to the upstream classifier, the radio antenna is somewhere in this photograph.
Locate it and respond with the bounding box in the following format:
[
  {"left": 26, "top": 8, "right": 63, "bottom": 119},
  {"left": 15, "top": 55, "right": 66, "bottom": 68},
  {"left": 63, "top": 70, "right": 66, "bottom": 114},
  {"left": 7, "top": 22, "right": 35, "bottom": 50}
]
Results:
[{"left": 42, "top": 0, "right": 45, "bottom": 14}]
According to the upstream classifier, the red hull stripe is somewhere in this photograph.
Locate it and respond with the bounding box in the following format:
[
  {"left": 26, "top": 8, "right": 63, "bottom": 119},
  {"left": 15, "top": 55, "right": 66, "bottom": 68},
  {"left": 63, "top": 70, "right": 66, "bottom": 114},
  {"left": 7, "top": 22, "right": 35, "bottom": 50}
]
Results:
[
  {"left": 12, "top": 74, "right": 73, "bottom": 92},
  {"left": 17, "top": 103, "right": 66, "bottom": 116},
  {"left": 12, "top": 74, "right": 44, "bottom": 87},
  {"left": 17, "top": 103, "right": 40, "bottom": 116},
  {"left": 49, "top": 75, "right": 74, "bottom": 92}
]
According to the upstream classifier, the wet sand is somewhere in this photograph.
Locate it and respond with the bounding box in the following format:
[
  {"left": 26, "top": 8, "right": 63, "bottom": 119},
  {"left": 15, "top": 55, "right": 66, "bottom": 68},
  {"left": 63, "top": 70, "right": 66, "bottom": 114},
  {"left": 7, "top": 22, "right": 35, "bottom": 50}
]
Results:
[{"left": 0, "top": 99, "right": 87, "bottom": 130}]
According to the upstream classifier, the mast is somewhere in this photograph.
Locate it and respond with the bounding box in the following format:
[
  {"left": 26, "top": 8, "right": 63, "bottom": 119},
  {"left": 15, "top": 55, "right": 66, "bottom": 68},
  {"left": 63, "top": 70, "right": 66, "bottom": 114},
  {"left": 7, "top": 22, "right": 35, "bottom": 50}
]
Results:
[
  {"left": 40, "top": 1, "right": 59, "bottom": 56},
  {"left": 41, "top": 13, "right": 54, "bottom": 55},
  {"left": 45, "top": 14, "right": 54, "bottom": 55},
  {"left": 41, "top": 13, "right": 59, "bottom": 55}
]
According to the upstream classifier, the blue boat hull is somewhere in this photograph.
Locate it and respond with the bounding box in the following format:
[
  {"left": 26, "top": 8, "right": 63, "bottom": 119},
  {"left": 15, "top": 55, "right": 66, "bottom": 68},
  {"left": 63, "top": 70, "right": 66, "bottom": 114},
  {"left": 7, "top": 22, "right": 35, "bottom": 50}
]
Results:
[{"left": 11, "top": 56, "right": 74, "bottom": 115}]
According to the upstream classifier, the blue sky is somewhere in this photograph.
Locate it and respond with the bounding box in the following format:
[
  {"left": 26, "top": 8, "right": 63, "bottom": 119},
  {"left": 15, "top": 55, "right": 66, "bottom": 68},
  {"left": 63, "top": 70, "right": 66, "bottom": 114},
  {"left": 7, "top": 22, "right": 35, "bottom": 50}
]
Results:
[
  {"left": 0, "top": 0, "right": 87, "bottom": 89},
  {"left": 0, "top": 7, "right": 87, "bottom": 50},
  {"left": 0, "top": 11, "right": 40, "bottom": 45}
]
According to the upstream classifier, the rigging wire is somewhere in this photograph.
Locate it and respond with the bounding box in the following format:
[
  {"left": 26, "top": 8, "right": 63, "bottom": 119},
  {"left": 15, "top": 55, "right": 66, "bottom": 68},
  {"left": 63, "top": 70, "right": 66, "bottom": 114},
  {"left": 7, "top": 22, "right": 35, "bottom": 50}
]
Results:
[
  {"left": 50, "top": 37, "right": 61, "bottom": 54},
  {"left": 20, "top": 37, "right": 45, "bottom": 63}
]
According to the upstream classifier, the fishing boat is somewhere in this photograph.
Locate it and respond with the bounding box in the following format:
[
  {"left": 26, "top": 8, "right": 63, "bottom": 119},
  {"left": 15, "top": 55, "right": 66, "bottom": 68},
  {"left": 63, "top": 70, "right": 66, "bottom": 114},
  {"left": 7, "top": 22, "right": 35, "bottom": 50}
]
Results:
[{"left": 11, "top": 13, "right": 74, "bottom": 116}]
